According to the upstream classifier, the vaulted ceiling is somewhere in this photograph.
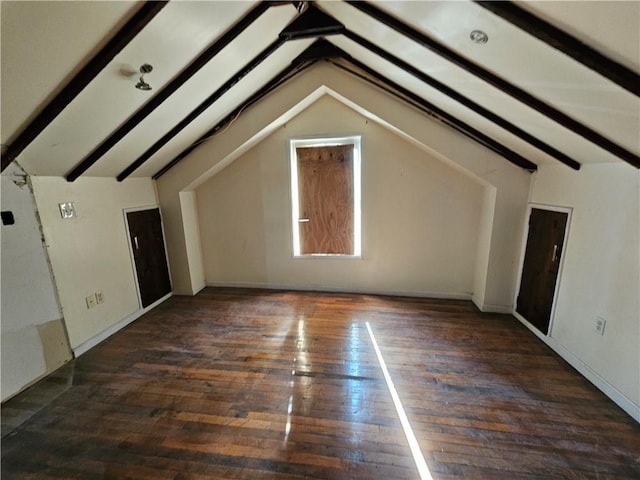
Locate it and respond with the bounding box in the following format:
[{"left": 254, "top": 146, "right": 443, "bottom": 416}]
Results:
[{"left": 2, "top": 1, "right": 639, "bottom": 181}]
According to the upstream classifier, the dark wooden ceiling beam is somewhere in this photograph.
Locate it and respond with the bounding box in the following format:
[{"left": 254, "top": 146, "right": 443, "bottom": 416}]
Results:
[
  {"left": 336, "top": 55, "right": 537, "bottom": 171},
  {"left": 65, "top": 2, "right": 271, "bottom": 181},
  {"left": 346, "top": 1, "right": 640, "bottom": 168},
  {"left": 279, "top": 5, "right": 345, "bottom": 39},
  {"left": 117, "top": 38, "right": 286, "bottom": 181},
  {"left": 475, "top": 1, "right": 640, "bottom": 97},
  {"left": 155, "top": 39, "right": 537, "bottom": 178},
  {"left": 333, "top": 60, "right": 512, "bottom": 161},
  {"left": 344, "top": 30, "right": 579, "bottom": 170},
  {"left": 118, "top": 9, "right": 345, "bottom": 181},
  {"left": 0, "top": 1, "right": 168, "bottom": 173},
  {"left": 153, "top": 58, "right": 318, "bottom": 179},
  {"left": 290, "top": 38, "right": 345, "bottom": 65}
]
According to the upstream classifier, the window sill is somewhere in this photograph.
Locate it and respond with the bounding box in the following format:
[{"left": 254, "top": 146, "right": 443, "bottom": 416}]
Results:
[{"left": 293, "top": 254, "right": 363, "bottom": 259}]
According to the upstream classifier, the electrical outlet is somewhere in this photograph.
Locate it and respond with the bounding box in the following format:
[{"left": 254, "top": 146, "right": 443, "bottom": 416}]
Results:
[
  {"left": 95, "top": 291, "right": 104, "bottom": 304},
  {"left": 86, "top": 295, "right": 97, "bottom": 309},
  {"left": 595, "top": 317, "right": 607, "bottom": 336}
]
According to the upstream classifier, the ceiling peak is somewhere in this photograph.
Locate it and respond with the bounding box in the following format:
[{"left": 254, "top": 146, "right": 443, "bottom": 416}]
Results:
[
  {"left": 292, "top": 38, "right": 346, "bottom": 65},
  {"left": 280, "top": 5, "right": 345, "bottom": 40}
]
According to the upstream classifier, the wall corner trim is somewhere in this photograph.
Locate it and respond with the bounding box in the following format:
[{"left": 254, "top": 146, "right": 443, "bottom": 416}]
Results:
[
  {"left": 472, "top": 295, "right": 513, "bottom": 313},
  {"left": 73, "top": 293, "right": 172, "bottom": 357},
  {"left": 192, "top": 282, "right": 206, "bottom": 296}
]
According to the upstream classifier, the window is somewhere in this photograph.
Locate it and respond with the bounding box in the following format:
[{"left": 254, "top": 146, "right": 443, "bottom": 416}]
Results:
[{"left": 290, "top": 136, "right": 362, "bottom": 257}]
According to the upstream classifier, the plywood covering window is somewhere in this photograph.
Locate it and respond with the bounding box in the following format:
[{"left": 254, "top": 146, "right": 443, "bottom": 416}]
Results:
[{"left": 290, "top": 136, "right": 361, "bottom": 257}]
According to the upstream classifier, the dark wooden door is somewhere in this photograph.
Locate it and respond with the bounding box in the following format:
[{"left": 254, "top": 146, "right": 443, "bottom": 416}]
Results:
[
  {"left": 296, "top": 145, "right": 354, "bottom": 255},
  {"left": 516, "top": 208, "right": 568, "bottom": 334},
  {"left": 127, "top": 208, "right": 171, "bottom": 308}
]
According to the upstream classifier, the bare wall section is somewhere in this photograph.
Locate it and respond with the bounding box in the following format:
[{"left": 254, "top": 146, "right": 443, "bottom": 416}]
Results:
[
  {"left": 30, "top": 177, "right": 158, "bottom": 350},
  {"left": 1, "top": 164, "right": 71, "bottom": 401},
  {"left": 155, "top": 64, "right": 531, "bottom": 309},
  {"left": 195, "top": 96, "right": 484, "bottom": 297},
  {"left": 528, "top": 163, "right": 640, "bottom": 418}
]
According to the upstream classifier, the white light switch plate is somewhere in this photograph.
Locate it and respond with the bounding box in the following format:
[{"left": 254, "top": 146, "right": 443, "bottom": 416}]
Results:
[{"left": 59, "top": 202, "right": 76, "bottom": 219}]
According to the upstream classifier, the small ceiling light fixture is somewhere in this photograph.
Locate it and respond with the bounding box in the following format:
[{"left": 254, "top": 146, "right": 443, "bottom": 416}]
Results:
[
  {"left": 469, "top": 30, "right": 489, "bottom": 45},
  {"left": 135, "top": 63, "right": 153, "bottom": 90}
]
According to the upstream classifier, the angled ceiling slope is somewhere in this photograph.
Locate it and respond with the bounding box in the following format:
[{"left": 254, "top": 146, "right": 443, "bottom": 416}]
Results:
[
  {"left": 474, "top": 1, "right": 639, "bottom": 96},
  {"left": 0, "top": 1, "right": 167, "bottom": 171},
  {"left": 119, "top": 7, "right": 347, "bottom": 181},
  {"left": 2, "top": 1, "right": 638, "bottom": 180},
  {"left": 161, "top": 63, "right": 528, "bottom": 195},
  {"left": 343, "top": 1, "right": 639, "bottom": 167},
  {"left": 66, "top": 1, "right": 277, "bottom": 181}
]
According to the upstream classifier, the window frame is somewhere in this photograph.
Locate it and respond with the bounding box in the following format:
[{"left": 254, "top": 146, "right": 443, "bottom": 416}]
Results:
[{"left": 289, "top": 135, "right": 362, "bottom": 258}]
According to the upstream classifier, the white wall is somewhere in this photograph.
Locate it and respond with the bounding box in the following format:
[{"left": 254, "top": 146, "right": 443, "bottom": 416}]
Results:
[
  {"left": 473, "top": 186, "right": 496, "bottom": 306},
  {"left": 30, "top": 176, "right": 158, "bottom": 350},
  {"left": 1, "top": 164, "right": 71, "bottom": 400},
  {"left": 180, "top": 191, "right": 205, "bottom": 295},
  {"left": 155, "top": 64, "right": 531, "bottom": 308},
  {"left": 195, "top": 96, "right": 485, "bottom": 296},
  {"left": 528, "top": 163, "right": 639, "bottom": 418}
]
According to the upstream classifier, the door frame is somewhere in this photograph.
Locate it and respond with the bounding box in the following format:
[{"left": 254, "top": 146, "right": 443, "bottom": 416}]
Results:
[
  {"left": 513, "top": 203, "right": 572, "bottom": 338},
  {"left": 123, "top": 205, "right": 173, "bottom": 309}
]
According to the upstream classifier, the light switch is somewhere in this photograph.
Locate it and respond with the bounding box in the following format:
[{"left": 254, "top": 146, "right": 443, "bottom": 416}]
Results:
[{"left": 59, "top": 202, "right": 76, "bottom": 219}]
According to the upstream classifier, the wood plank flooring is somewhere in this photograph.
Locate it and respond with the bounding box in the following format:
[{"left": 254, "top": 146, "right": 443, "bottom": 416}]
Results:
[{"left": 2, "top": 288, "right": 639, "bottom": 479}]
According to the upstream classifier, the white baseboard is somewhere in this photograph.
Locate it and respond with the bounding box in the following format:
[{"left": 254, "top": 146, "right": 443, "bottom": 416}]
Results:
[
  {"left": 513, "top": 312, "right": 639, "bottom": 423},
  {"left": 206, "top": 281, "right": 472, "bottom": 301},
  {"left": 73, "top": 293, "right": 172, "bottom": 357},
  {"left": 472, "top": 295, "right": 513, "bottom": 313}
]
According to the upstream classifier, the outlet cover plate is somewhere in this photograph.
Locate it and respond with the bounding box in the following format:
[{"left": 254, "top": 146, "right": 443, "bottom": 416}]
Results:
[
  {"left": 595, "top": 317, "right": 607, "bottom": 335},
  {"left": 86, "top": 295, "right": 96, "bottom": 309}
]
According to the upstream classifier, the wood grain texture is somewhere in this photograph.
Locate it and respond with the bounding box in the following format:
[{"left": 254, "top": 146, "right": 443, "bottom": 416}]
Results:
[
  {"left": 2, "top": 288, "right": 639, "bottom": 479},
  {"left": 296, "top": 145, "right": 354, "bottom": 255}
]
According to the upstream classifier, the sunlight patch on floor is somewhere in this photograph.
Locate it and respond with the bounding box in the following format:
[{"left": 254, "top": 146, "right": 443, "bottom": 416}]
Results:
[{"left": 366, "top": 321, "right": 433, "bottom": 480}]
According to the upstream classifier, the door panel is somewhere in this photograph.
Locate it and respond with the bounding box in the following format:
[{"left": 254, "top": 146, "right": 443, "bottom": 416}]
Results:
[
  {"left": 296, "top": 145, "right": 354, "bottom": 255},
  {"left": 516, "top": 208, "right": 568, "bottom": 334},
  {"left": 127, "top": 208, "right": 171, "bottom": 308}
]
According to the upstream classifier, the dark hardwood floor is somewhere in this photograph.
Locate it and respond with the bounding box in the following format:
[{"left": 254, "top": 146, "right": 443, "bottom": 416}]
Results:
[{"left": 2, "top": 288, "right": 639, "bottom": 479}]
